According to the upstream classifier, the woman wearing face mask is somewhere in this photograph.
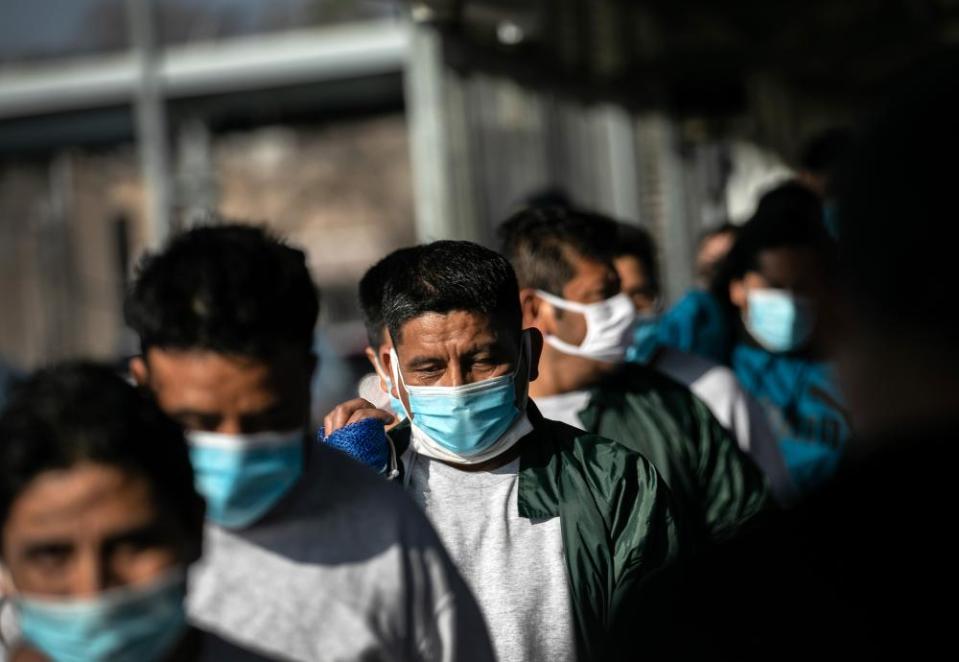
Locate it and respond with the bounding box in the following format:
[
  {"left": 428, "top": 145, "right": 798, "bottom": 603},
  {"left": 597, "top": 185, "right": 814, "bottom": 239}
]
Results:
[
  {"left": 0, "top": 363, "right": 269, "bottom": 662},
  {"left": 713, "top": 183, "right": 851, "bottom": 498}
]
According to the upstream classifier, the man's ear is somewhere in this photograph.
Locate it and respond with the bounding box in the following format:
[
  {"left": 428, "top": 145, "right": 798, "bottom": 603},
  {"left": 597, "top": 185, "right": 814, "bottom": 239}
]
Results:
[
  {"left": 526, "top": 327, "right": 544, "bottom": 383},
  {"left": 381, "top": 346, "right": 398, "bottom": 397},
  {"left": 0, "top": 564, "right": 13, "bottom": 597},
  {"left": 129, "top": 355, "right": 149, "bottom": 387},
  {"left": 729, "top": 279, "right": 747, "bottom": 311},
  {"left": 365, "top": 346, "right": 391, "bottom": 393},
  {"left": 520, "top": 288, "right": 547, "bottom": 329}
]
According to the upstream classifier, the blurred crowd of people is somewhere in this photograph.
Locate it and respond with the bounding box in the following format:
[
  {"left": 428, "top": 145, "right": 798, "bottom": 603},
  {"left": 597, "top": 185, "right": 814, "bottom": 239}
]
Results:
[{"left": 0, "top": 52, "right": 956, "bottom": 662}]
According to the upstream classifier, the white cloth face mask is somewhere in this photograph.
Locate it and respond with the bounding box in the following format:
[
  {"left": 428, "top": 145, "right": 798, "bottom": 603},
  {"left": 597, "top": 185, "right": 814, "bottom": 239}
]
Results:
[{"left": 535, "top": 290, "right": 637, "bottom": 363}]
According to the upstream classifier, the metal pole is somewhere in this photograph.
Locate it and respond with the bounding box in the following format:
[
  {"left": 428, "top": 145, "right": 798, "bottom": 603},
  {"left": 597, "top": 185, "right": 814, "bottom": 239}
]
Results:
[{"left": 128, "top": 0, "right": 172, "bottom": 250}]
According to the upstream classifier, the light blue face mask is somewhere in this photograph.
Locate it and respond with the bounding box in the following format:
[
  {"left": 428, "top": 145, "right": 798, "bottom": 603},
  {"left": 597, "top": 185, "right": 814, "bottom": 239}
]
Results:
[
  {"left": 392, "top": 332, "right": 529, "bottom": 461},
  {"left": 14, "top": 570, "right": 187, "bottom": 662},
  {"left": 388, "top": 389, "right": 407, "bottom": 422},
  {"left": 745, "top": 289, "right": 817, "bottom": 353},
  {"left": 625, "top": 313, "right": 661, "bottom": 364},
  {"left": 187, "top": 428, "right": 303, "bottom": 529}
]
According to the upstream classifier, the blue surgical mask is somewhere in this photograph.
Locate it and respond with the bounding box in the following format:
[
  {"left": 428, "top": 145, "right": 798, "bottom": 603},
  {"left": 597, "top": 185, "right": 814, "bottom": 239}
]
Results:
[
  {"left": 745, "top": 289, "right": 816, "bottom": 353},
  {"left": 388, "top": 390, "right": 407, "bottom": 423},
  {"left": 14, "top": 570, "right": 187, "bottom": 662},
  {"left": 626, "top": 313, "right": 661, "bottom": 364},
  {"left": 187, "top": 428, "right": 303, "bottom": 529},
  {"left": 373, "top": 358, "right": 407, "bottom": 423},
  {"left": 391, "top": 331, "right": 530, "bottom": 463}
]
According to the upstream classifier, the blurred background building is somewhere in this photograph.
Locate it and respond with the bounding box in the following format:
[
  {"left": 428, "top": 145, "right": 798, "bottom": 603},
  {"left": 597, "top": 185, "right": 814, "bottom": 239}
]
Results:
[{"left": 0, "top": 0, "right": 953, "bottom": 387}]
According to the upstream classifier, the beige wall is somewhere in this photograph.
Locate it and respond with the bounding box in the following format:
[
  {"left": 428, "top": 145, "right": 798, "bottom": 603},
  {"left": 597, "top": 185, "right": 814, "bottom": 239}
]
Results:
[{"left": 0, "top": 112, "right": 413, "bottom": 371}]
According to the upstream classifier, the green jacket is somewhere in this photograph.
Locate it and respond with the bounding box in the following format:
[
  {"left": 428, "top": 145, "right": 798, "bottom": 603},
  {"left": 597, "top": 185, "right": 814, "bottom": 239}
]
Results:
[
  {"left": 578, "top": 363, "right": 772, "bottom": 549},
  {"left": 391, "top": 404, "right": 683, "bottom": 662}
]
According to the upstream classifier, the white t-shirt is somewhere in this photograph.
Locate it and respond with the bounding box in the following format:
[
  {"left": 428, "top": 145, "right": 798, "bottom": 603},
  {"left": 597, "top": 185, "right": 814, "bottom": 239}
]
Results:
[
  {"left": 403, "top": 450, "right": 577, "bottom": 662},
  {"left": 531, "top": 390, "right": 591, "bottom": 431},
  {"left": 652, "top": 347, "right": 797, "bottom": 504}
]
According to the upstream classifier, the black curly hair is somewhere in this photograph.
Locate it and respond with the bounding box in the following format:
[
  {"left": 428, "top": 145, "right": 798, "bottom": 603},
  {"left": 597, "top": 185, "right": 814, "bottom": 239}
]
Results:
[{"left": 125, "top": 223, "right": 320, "bottom": 358}]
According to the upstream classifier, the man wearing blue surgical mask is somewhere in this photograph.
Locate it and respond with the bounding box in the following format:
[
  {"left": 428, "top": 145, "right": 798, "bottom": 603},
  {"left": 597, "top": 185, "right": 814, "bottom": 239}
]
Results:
[
  {"left": 716, "top": 188, "right": 850, "bottom": 496},
  {"left": 124, "top": 224, "right": 493, "bottom": 662},
  {"left": 612, "top": 222, "right": 796, "bottom": 505},
  {"left": 0, "top": 363, "right": 267, "bottom": 661},
  {"left": 498, "top": 207, "right": 771, "bottom": 551},
  {"left": 326, "top": 240, "right": 683, "bottom": 662}
]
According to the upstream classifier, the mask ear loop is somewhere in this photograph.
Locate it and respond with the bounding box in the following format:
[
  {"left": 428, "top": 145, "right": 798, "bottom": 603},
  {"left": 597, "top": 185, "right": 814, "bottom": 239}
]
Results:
[
  {"left": 389, "top": 348, "right": 415, "bottom": 422},
  {"left": 372, "top": 355, "right": 395, "bottom": 397},
  {"left": 393, "top": 353, "right": 418, "bottom": 489},
  {"left": 535, "top": 291, "right": 601, "bottom": 353}
]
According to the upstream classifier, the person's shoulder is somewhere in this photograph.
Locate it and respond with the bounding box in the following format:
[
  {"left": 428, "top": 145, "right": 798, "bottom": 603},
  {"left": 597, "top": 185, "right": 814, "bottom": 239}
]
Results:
[
  {"left": 528, "top": 410, "right": 661, "bottom": 484},
  {"left": 668, "top": 288, "right": 722, "bottom": 312},
  {"left": 305, "top": 443, "right": 424, "bottom": 516},
  {"left": 599, "top": 361, "right": 702, "bottom": 405},
  {"left": 244, "top": 442, "right": 441, "bottom": 553}
]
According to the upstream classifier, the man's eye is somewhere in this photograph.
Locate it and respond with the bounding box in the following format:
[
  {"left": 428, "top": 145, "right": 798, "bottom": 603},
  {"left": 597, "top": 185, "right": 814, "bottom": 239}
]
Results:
[
  {"left": 27, "top": 546, "right": 72, "bottom": 569},
  {"left": 176, "top": 414, "right": 220, "bottom": 432}
]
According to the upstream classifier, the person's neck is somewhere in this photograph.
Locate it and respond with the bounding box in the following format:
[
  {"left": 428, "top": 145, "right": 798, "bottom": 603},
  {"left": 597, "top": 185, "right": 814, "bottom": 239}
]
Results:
[
  {"left": 528, "top": 344, "right": 617, "bottom": 398},
  {"left": 435, "top": 438, "right": 525, "bottom": 472}
]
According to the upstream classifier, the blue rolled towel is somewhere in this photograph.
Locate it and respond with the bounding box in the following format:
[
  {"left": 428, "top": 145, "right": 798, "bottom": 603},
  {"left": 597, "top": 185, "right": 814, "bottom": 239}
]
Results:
[{"left": 317, "top": 417, "right": 390, "bottom": 474}]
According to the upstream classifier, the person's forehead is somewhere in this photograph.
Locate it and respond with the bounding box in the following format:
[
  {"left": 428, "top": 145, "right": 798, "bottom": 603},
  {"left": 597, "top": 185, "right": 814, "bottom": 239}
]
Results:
[
  {"left": 756, "top": 245, "right": 822, "bottom": 277},
  {"left": 564, "top": 255, "right": 616, "bottom": 295},
  {"left": 396, "top": 310, "right": 508, "bottom": 352},
  {"left": 4, "top": 464, "right": 157, "bottom": 543},
  {"left": 145, "top": 349, "right": 280, "bottom": 410}
]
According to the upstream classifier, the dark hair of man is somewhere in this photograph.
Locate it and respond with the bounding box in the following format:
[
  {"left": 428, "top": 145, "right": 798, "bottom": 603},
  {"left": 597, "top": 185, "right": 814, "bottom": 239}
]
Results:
[
  {"left": 752, "top": 180, "right": 824, "bottom": 226},
  {"left": 382, "top": 241, "right": 523, "bottom": 344},
  {"left": 613, "top": 222, "right": 661, "bottom": 297},
  {"left": 497, "top": 206, "right": 618, "bottom": 296},
  {"left": 358, "top": 247, "right": 419, "bottom": 349},
  {"left": 0, "top": 362, "right": 203, "bottom": 543},
  {"left": 712, "top": 184, "right": 836, "bottom": 307},
  {"left": 125, "top": 223, "right": 319, "bottom": 359},
  {"left": 835, "top": 51, "right": 957, "bottom": 337}
]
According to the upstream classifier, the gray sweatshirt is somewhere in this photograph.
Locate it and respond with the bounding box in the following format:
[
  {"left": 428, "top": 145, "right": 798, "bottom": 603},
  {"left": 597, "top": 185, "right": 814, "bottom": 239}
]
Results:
[{"left": 187, "top": 443, "right": 494, "bottom": 662}]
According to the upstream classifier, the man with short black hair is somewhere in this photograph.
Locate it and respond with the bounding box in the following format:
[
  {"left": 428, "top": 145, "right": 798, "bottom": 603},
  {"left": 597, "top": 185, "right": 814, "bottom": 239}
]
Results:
[
  {"left": 713, "top": 190, "right": 849, "bottom": 495},
  {"left": 0, "top": 363, "right": 269, "bottom": 660},
  {"left": 125, "top": 223, "right": 493, "bottom": 662},
  {"left": 499, "top": 207, "right": 771, "bottom": 548},
  {"left": 327, "top": 239, "right": 682, "bottom": 662}
]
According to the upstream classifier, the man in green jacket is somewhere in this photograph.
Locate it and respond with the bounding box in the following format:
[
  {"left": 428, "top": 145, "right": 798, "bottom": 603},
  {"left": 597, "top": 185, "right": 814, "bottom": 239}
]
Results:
[
  {"left": 498, "top": 206, "right": 771, "bottom": 549},
  {"left": 326, "top": 240, "right": 683, "bottom": 662}
]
